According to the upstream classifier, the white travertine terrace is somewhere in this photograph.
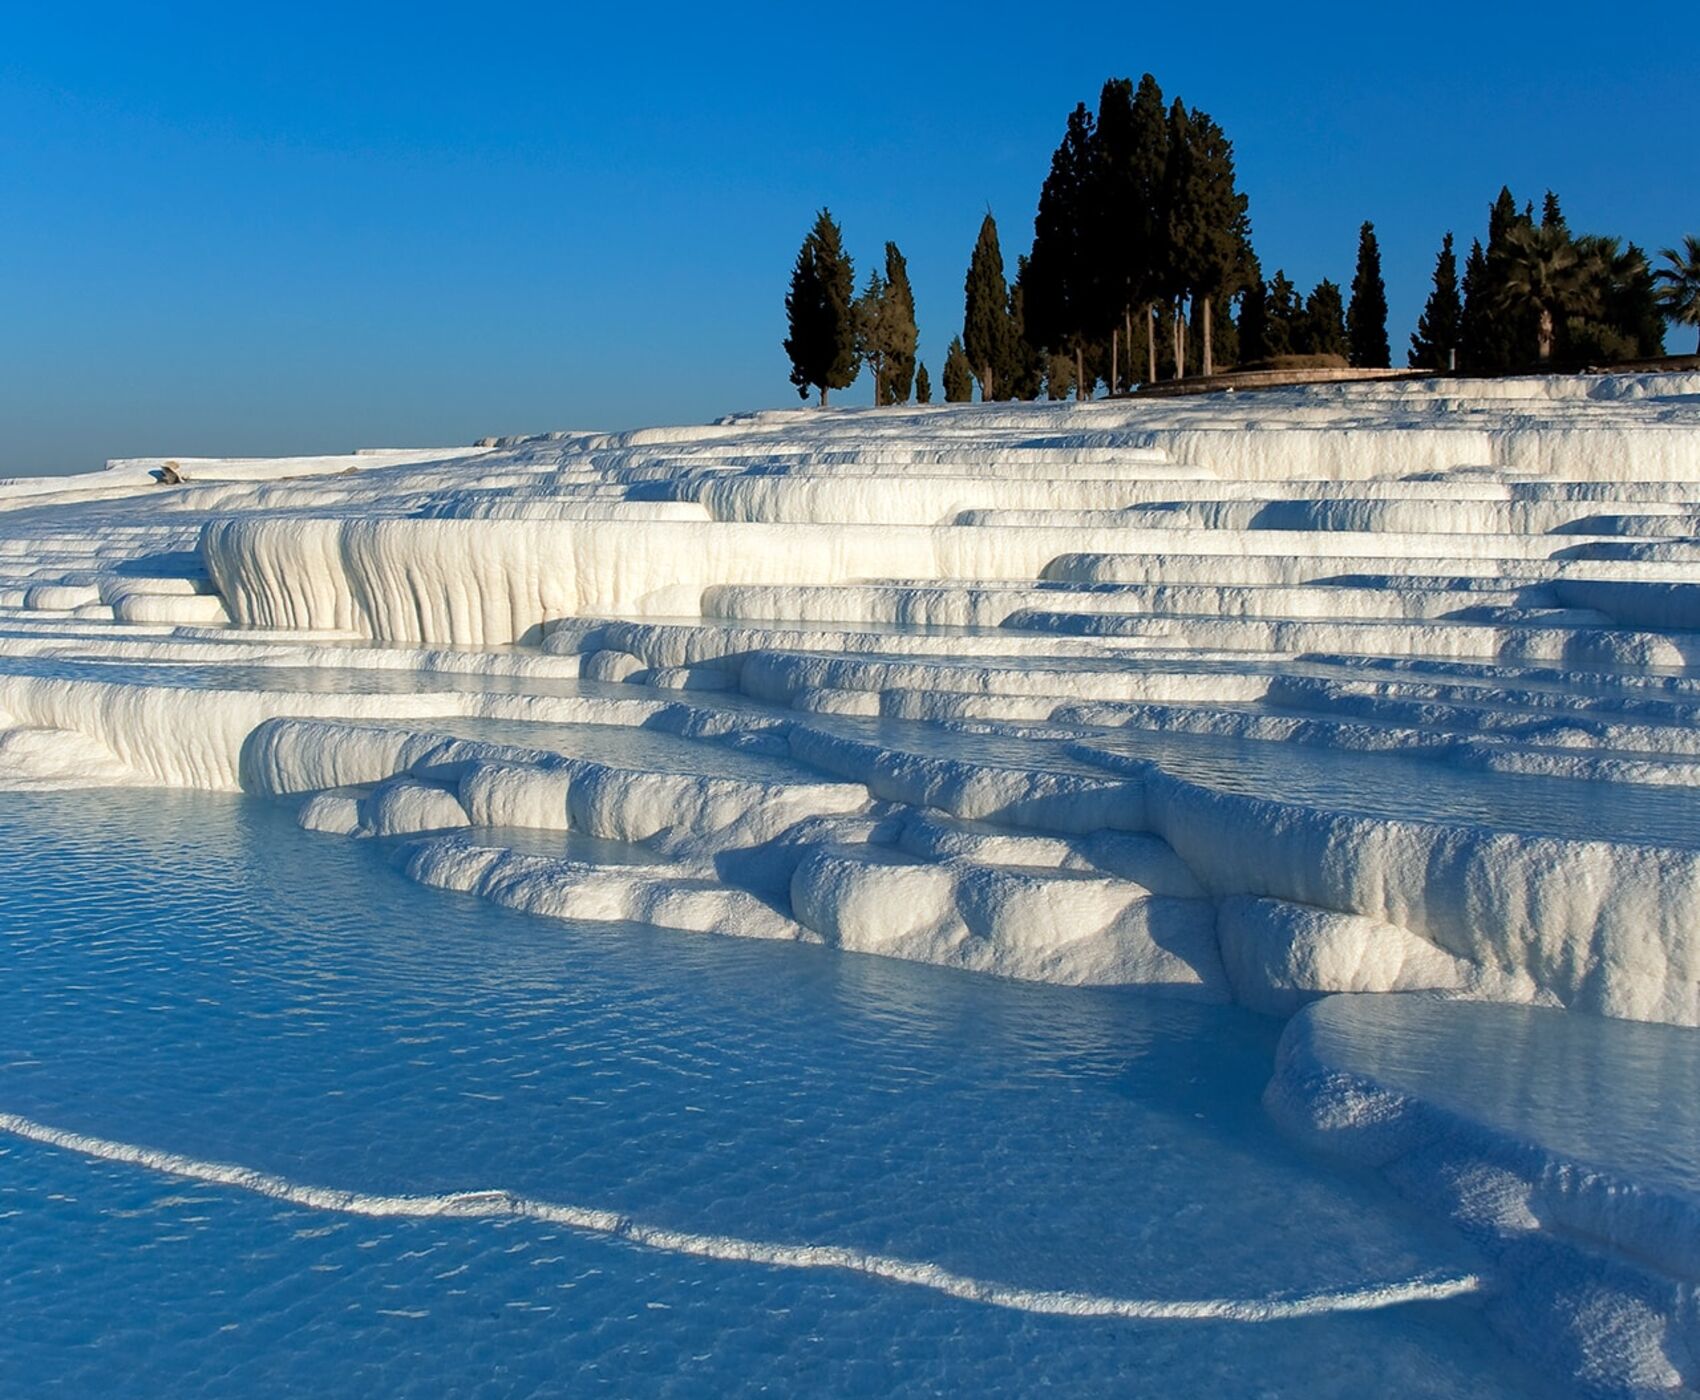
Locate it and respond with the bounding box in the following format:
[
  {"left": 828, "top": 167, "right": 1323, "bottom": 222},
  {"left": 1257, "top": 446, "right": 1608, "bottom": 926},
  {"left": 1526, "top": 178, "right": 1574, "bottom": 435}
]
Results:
[
  {"left": 4, "top": 373, "right": 1699, "bottom": 1023},
  {"left": 6, "top": 373, "right": 1700, "bottom": 1395}
]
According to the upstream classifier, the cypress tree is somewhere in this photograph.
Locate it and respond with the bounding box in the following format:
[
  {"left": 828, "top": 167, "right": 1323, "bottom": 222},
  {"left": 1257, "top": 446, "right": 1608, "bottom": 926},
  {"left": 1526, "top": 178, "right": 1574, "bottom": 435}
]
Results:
[
  {"left": 915, "top": 361, "right": 932, "bottom": 404},
  {"left": 1298, "top": 280, "right": 1347, "bottom": 359},
  {"left": 1086, "top": 76, "right": 1173, "bottom": 389},
  {"left": 853, "top": 268, "right": 890, "bottom": 404},
  {"left": 942, "top": 337, "right": 974, "bottom": 402},
  {"left": 1459, "top": 237, "right": 1491, "bottom": 369},
  {"left": 1128, "top": 75, "right": 1170, "bottom": 384},
  {"left": 783, "top": 209, "right": 858, "bottom": 406},
  {"left": 1159, "top": 98, "right": 1197, "bottom": 376},
  {"left": 1025, "top": 103, "right": 1097, "bottom": 398},
  {"left": 1171, "top": 105, "right": 1252, "bottom": 375},
  {"left": 1008, "top": 256, "right": 1047, "bottom": 400},
  {"left": 1260, "top": 270, "right": 1300, "bottom": 357},
  {"left": 1409, "top": 231, "right": 1462, "bottom": 370},
  {"left": 882, "top": 243, "right": 919, "bottom": 404},
  {"left": 1237, "top": 274, "right": 1271, "bottom": 363},
  {"left": 964, "top": 212, "right": 1016, "bottom": 400},
  {"left": 1475, "top": 187, "right": 1536, "bottom": 369},
  {"left": 1347, "top": 221, "right": 1390, "bottom": 367},
  {"left": 1541, "top": 190, "right": 1567, "bottom": 234}
]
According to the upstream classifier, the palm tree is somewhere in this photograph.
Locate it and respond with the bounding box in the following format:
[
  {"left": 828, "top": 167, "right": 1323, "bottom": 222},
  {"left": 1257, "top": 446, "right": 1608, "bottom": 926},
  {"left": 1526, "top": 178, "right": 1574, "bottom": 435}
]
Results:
[
  {"left": 1493, "top": 222, "right": 1597, "bottom": 363},
  {"left": 1655, "top": 235, "right": 1700, "bottom": 353}
]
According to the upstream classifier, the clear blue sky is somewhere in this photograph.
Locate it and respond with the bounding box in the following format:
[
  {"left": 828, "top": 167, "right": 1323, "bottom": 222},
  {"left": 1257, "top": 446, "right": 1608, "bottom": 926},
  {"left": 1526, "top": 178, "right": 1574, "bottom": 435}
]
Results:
[{"left": 1, "top": 2, "right": 1692, "bottom": 473}]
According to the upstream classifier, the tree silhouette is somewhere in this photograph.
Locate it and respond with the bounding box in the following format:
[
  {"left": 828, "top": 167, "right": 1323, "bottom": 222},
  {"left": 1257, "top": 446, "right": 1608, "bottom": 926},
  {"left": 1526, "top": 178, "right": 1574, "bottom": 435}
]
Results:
[
  {"left": 1347, "top": 221, "right": 1390, "bottom": 367},
  {"left": 783, "top": 210, "right": 858, "bottom": 405},
  {"left": 1409, "top": 232, "right": 1461, "bottom": 370}
]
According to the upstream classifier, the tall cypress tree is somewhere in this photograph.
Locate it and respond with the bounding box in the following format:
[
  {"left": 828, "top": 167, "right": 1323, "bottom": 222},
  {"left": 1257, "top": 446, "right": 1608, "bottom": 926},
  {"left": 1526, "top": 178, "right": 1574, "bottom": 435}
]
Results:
[
  {"left": 1172, "top": 105, "right": 1252, "bottom": 375},
  {"left": 1025, "top": 102, "right": 1097, "bottom": 398},
  {"left": 942, "top": 337, "right": 974, "bottom": 403},
  {"left": 1541, "top": 190, "right": 1567, "bottom": 234},
  {"left": 1008, "top": 255, "right": 1047, "bottom": 400},
  {"left": 853, "top": 268, "right": 890, "bottom": 404},
  {"left": 1474, "top": 186, "right": 1535, "bottom": 369},
  {"left": 1297, "top": 280, "right": 1347, "bottom": 359},
  {"left": 1237, "top": 273, "right": 1271, "bottom": 363},
  {"left": 963, "top": 212, "right": 1016, "bottom": 400},
  {"left": 1459, "top": 237, "right": 1491, "bottom": 369},
  {"left": 1347, "top": 221, "right": 1390, "bottom": 367},
  {"left": 1265, "top": 270, "right": 1300, "bottom": 356},
  {"left": 783, "top": 209, "right": 858, "bottom": 406},
  {"left": 1409, "top": 231, "right": 1462, "bottom": 370},
  {"left": 1159, "top": 98, "right": 1198, "bottom": 377},
  {"left": 1128, "top": 75, "right": 1170, "bottom": 383},
  {"left": 882, "top": 242, "right": 919, "bottom": 404},
  {"left": 915, "top": 361, "right": 932, "bottom": 404}
]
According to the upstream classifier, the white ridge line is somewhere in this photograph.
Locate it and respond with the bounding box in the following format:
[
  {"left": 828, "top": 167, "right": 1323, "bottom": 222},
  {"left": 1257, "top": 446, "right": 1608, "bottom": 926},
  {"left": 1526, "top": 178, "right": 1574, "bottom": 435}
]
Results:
[{"left": 1, "top": 1110, "right": 1482, "bottom": 1321}]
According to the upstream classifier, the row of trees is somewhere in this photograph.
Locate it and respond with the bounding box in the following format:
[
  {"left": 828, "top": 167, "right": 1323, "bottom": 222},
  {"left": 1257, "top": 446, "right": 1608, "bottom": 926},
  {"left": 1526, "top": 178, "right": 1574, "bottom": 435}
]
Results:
[
  {"left": 1408, "top": 188, "right": 1694, "bottom": 370},
  {"left": 783, "top": 82, "right": 1700, "bottom": 405},
  {"left": 783, "top": 218, "right": 933, "bottom": 406}
]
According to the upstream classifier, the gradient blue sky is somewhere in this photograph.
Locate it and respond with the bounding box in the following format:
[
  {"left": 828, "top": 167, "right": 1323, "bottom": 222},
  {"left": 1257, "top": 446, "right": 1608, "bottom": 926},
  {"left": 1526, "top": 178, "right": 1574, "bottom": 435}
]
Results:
[{"left": 1, "top": 3, "right": 1692, "bottom": 473}]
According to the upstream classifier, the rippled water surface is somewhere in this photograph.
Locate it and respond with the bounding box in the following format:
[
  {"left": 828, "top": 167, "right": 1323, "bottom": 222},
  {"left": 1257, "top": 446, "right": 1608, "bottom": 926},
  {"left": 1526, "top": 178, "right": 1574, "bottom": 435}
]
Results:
[{"left": 0, "top": 791, "right": 1548, "bottom": 1396}]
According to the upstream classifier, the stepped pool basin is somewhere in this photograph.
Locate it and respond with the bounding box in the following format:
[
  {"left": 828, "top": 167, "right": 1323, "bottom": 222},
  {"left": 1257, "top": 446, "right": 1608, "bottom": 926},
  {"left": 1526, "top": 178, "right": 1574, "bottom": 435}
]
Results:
[{"left": 0, "top": 789, "right": 1546, "bottom": 1396}]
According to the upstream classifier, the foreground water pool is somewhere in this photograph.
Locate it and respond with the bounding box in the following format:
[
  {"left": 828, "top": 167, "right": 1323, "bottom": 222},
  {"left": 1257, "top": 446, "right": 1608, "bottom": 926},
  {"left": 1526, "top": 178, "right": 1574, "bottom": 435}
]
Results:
[{"left": 0, "top": 790, "right": 1549, "bottom": 1396}]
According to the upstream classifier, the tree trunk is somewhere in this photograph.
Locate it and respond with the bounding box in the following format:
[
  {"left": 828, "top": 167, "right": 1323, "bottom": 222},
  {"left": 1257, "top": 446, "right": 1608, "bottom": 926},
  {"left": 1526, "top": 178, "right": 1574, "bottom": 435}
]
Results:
[
  {"left": 1075, "top": 345, "right": 1086, "bottom": 401},
  {"left": 1537, "top": 307, "right": 1554, "bottom": 362},
  {"left": 1172, "top": 298, "right": 1184, "bottom": 379},
  {"left": 1110, "top": 327, "right": 1119, "bottom": 397},
  {"left": 820, "top": 385, "right": 828, "bottom": 407},
  {"left": 1203, "top": 296, "right": 1214, "bottom": 377},
  {"left": 1125, "top": 309, "right": 1134, "bottom": 387},
  {"left": 1147, "top": 304, "right": 1157, "bottom": 383}
]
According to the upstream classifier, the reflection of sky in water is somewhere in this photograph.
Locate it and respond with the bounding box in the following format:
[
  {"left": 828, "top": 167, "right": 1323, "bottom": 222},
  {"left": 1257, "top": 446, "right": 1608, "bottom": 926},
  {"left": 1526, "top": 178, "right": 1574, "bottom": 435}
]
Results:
[
  {"left": 1308, "top": 995, "right": 1700, "bottom": 1202},
  {"left": 0, "top": 789, "right": 1545, "bottom": 1396}
]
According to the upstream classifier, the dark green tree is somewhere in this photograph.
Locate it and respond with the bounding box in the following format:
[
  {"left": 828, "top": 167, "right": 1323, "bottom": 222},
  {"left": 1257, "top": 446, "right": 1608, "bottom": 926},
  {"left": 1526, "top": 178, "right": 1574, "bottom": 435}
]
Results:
[
  {"left": 915, "top": 361, "right": 932, "bottom": 404},
  {"left": 1263, "top": 269, "right": 1301, "bottom": 357},
  {"left": 1166, "top": 104, "right": 1252, "bottom": 375},
  {"left": 881, "top": 242, "right": 919, "bottom": 403},
  {"left": 1655, "top": 234, "right": 1700, "bottom": 353},
  {"left": 1086, "top": 77, "right": 1138, "bottom": 388},
  {"left": 1347, "top": 221, "right": 1390, "bottom": 367},
  {"left": 942, "top": 336, "right": 974, "bottom": 402},
  {"left": 783, "top": 209, "right": 858, "bottom": 405},
  {"left": 1237, "top": 273, "right": 1271, "bottom": 362},
  {"left": 853, "top": 267, "right": 890, "bottom": 404},
  {"left": 963, "top": 212, "right": 1016, "bottom": 399},
  {"left": 1297, "top": 279, "right": 1347, "bottom": 359},
  {"left": 1410, "top": 231, "right": 1462, "bottom": 370},
  {"left": 1459, "top": 237, "right": 1492, "bottom": 369},
  {"left": 1158, "top": 98, "right": 1196, "bottom": 376},
  {"left": 1541, "top": 190, "right": 1567, "bottom": 234},
  {"left": 1025, "top": 102, "right": 1098, "bottom": 398},
  {"left": 1127, "top": 75, "right": 1171, "bottom": 383},
  {"left": 1469, "top": 187, "right": 1536, "bottom": 369},
  {"left": 1008, "top": 256, "right": 1047, "bottom": 399},
  {"left": 1086, "top": 76, "right": 1173, "bottom": 388},
  {"left": 852, "top": 242, "right": 920, "bottom": 406}
]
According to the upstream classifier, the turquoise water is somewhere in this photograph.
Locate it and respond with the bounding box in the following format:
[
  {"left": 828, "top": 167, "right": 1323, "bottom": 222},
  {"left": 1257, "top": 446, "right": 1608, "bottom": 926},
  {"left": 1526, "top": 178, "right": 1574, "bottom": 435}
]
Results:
[{"left": 0, "top": 790, "right": 1549, "bottom": 1396}]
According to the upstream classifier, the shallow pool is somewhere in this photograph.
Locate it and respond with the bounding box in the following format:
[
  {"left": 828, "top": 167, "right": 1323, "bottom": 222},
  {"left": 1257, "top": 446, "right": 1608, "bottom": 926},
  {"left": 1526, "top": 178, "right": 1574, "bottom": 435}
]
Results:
[{"left": 0, "top": 790, "right": 1548, "bottom": 1396}]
